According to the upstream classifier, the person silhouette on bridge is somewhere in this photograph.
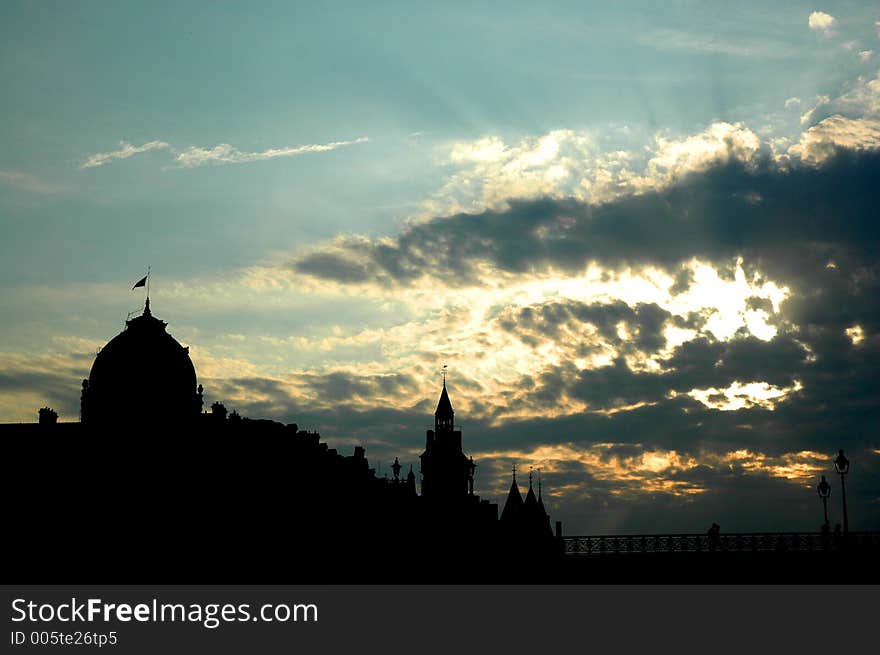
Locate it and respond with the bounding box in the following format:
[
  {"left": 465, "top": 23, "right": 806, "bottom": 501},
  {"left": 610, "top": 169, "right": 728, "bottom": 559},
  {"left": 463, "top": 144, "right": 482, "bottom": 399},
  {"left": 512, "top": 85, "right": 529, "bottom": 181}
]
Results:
[{"left": 707, "top": 523, "right": 721, "bottom": 551}]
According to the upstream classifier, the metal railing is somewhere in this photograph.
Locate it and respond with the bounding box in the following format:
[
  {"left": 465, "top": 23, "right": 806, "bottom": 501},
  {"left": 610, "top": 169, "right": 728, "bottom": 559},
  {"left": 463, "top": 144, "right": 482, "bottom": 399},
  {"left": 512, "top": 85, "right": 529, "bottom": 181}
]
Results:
[{"left": 562, "top": 532, "right": 880, "bottom": 555}]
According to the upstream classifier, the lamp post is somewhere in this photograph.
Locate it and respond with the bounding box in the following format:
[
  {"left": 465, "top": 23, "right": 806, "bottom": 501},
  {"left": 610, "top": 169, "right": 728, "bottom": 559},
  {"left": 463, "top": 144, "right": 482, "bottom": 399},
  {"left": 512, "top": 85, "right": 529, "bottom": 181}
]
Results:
[
  {"left": 817, "top": 475, "right": 831, "bottom": 530},
  {"left": 833, "top": 449, "right": 850, "bottom": 534}
]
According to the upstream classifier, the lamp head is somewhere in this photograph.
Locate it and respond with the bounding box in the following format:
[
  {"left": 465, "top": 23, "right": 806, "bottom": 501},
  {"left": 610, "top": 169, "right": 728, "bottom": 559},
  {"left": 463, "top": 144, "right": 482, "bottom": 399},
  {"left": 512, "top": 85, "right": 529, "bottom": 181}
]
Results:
[
  {"left": 817, "top": 475, "right": 831, "bottom": 498},
  {"left": 834, "top": 449, "right": 850, "bottom": 475}
]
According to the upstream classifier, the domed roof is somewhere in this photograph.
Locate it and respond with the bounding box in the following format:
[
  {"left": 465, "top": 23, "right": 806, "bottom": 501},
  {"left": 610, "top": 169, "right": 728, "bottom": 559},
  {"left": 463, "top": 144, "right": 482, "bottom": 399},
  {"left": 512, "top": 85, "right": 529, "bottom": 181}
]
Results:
[{"left": 83, "top": 300, "right": 201, "bottom": 427}]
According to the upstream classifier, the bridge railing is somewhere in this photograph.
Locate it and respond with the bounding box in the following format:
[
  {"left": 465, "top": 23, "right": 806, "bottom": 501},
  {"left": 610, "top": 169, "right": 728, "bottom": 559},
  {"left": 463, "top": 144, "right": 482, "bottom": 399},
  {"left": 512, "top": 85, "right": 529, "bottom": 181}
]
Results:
[{"left": 562, "top": 532, "right": 880, "bottom": 555}]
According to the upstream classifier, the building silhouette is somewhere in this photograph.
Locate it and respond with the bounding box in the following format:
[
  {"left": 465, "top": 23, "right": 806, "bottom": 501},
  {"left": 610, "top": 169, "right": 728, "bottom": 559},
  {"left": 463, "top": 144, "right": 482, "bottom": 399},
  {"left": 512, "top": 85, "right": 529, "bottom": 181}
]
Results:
[
  {"left": 2, "top": 299, "right": 556, "bottom": 581},
  {"left": 80, "top": 298, "right": 203, "bottom": 427},
  {"left": 420, "top": 379, "right": 471, "bottom": 500},
  {"left": 4, "top": 298, "right": 877, "bottom": 583},
  {"left": 502, "top": 468, "right": 553, "bottom": 537}
]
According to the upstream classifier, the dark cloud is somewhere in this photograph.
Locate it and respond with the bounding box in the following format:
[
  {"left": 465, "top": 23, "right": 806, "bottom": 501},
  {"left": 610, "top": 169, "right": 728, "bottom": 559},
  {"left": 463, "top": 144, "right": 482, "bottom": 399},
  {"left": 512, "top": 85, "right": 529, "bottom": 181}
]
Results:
[
  {"left": 498, "top": 300, "right": 672, "bottom": 355},
  {"left": 292, "top": 151, "right": 880, "bottom": 290},
  {"left": 299, "top": 371, "right": 417, "bottom": 403},
  {"left": 294, "top": 252, "right": 375, "bottom": 283}
]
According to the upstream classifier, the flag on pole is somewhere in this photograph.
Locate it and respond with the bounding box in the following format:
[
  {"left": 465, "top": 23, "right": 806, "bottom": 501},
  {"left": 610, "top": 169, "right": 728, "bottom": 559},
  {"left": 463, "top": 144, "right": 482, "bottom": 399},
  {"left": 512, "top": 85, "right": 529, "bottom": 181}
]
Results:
[{"left": 132, "top": 275, "right": 148, "bottom": 290}]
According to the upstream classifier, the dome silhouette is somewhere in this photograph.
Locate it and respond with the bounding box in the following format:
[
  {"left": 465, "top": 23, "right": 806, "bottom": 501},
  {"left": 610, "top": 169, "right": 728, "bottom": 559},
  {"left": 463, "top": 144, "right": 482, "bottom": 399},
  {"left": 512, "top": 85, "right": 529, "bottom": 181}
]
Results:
[{"left": 82, "top": 299, "right": 201, "bottom": 427}]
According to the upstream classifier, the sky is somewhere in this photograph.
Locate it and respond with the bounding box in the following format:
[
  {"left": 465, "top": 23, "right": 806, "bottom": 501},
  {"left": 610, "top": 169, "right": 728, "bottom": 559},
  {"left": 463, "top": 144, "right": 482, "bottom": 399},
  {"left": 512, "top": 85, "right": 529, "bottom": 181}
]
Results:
[{"left": 2, "top": 1, "right": 879, "bottom": 534}]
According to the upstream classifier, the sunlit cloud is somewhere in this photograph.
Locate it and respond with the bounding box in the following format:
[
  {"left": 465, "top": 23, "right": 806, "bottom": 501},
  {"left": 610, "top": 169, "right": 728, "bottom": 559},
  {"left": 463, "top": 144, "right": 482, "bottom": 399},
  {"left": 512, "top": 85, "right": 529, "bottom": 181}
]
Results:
[
  {"left": 714, "top": 449, "right": 827, "bottom": 482},
  {"left": 471, "top": 443, "right": 830, "bottom": 503},
  {"left": 808, "top": 11, "right": 837, "bottom": 36},
  {"left": 845, "top": 325, "right": 865, "bottom": 345},
  {"left": 799, "top": 95, "right": 831, "bottom": 125},
  {"left": 685, "top": 379, "right": 803, "bottom": 411},
  {"left": 646, "top": 123, "right": 761, "bottom": 179},
  {"left": 664, "top": 259, "right": 788, "bottom": 342},
  {"left": 473, "top": 442, "right": 704, "bottom": 497},
  {"left": 789, "top": 116, "right": 880, "bottom": 164},
  {"left": 426, "top": 122, "right": 763, "bottom": 216}
]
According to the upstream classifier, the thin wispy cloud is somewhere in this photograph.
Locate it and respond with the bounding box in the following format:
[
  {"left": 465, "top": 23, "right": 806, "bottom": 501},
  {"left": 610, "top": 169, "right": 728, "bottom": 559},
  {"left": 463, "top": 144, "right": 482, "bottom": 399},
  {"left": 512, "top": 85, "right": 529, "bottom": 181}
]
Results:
[
  {"left": 80, "top": 137, "right": 369, "bottom": 170},
  {"left": 80, "top": 140, "right": 170, "bottom": 169},
  {"left": 174, "top": 137, "right": 369, "bottom": 168},
  {"left": 634, "top": 28, "right": 796, "bottom": 58},
  {"left": 0, "top": 170, "right": 67, "bottom": 194}
]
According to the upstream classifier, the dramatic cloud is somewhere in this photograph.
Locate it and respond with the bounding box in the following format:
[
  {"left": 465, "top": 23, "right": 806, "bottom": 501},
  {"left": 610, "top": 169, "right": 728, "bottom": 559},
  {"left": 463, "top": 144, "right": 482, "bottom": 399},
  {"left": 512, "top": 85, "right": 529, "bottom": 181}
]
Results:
[
  {"left": 277, "top": 136, "right": 880, "bottom": 533},
  {"left": 293, "top": 151, "right": 879, "bottom": 288},
  {"left": 80, "top": 140, "right": 170, "bottom": 169}
]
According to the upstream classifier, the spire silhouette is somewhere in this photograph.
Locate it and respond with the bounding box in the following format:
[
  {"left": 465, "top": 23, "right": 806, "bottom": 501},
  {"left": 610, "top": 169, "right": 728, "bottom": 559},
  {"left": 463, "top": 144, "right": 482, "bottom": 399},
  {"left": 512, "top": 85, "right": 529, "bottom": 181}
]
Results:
[
  {"left": 524, "top": 469, "right": 538, "bottom": 508},
  {"left": 501, "top": 464, "right": 524, "bottom": 521},
  {"left": 434, "top": 376, "right": 454, "bottom": 432}
]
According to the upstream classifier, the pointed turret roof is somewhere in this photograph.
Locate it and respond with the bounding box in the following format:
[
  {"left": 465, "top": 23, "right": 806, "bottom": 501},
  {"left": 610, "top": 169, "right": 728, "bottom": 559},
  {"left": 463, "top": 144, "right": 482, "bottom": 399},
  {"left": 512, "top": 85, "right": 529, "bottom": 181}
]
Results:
[
  {"left": 537, "top": 475, "right": 547, "bottom": 516},
  {"left": 435, "top": 380, "right": 454, "bottom": 418},
  {"left": 524, "top": 471, "right": 538, "bottom": 509},
  {"left": 500, "top": 467, "right": 523, "bottom": 522}
]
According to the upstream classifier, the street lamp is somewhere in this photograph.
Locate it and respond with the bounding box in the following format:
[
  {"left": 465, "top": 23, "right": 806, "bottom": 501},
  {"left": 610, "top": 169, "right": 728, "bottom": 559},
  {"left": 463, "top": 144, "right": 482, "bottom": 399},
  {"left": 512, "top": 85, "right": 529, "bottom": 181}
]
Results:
[
  {"left": 833, "top": 449, "right": 850, "bottom": 534},
  {"left": 817, "top": 475, "right": 831, "bottom": 530}
]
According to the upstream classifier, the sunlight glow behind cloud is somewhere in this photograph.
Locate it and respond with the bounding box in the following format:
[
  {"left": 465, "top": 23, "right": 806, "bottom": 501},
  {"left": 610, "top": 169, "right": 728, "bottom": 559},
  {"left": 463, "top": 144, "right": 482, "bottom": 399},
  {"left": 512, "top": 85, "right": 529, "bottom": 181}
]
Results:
[{"left": 685, "top": 380, "right": 803, "bottom": 411}]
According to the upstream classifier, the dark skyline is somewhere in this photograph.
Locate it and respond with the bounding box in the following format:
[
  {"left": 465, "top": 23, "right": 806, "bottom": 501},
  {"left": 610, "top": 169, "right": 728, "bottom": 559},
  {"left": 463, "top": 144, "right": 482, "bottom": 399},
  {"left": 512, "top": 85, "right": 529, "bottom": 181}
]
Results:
[{"left": 1, "top": 3, "right": 879, "bottom": 536}]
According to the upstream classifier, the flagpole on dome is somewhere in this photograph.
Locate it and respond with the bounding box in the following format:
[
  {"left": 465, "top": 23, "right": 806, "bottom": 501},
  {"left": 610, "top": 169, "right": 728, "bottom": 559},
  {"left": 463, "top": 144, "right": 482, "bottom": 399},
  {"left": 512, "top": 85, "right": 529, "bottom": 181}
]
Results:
[{"left": 131, "top": 267, "right": 151, "bottom": 315}]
